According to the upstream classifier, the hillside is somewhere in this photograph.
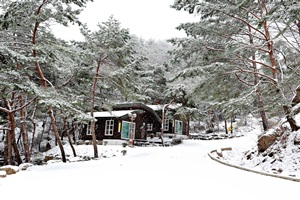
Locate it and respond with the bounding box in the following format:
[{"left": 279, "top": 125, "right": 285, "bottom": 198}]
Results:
[{"left": 220, "top": 112, "right": 300, "bottom": 178}]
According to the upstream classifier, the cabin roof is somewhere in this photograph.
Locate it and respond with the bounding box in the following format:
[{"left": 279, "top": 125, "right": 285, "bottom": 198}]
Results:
[
  {"left": 93, "top": 110, "right": 135, "bottom": 118},
  {"left": 146, "top": 104, "right": 181, "bottom": 111}
]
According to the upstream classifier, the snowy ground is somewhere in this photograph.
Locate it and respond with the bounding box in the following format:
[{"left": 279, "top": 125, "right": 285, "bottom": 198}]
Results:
[
  {"left": 217, "top": 113, "right": 300, "bottom": 179},
  {"left": 1, "top": 120, "right": 300, "bottom": 199}
]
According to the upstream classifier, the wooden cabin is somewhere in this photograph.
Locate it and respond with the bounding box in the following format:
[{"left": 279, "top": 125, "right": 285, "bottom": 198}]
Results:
[{"left": 81, "top": 103, "right": 189, "bottom": 143}]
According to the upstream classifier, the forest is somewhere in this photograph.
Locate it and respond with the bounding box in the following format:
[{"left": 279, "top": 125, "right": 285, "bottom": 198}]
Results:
[{"left": 0, "top": 0, "right": 300, "bottom": 166}]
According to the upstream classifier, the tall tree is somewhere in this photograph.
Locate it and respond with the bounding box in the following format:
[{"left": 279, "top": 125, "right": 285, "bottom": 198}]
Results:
[
  {"left": 80, "top": 16, "right": 139, "bottom": 158},
  {"left": 170, "top": 0, "right": 299, "bottom": 131},
  {"left": 0, "top": 0, "right": 92, "bottom": 163}
]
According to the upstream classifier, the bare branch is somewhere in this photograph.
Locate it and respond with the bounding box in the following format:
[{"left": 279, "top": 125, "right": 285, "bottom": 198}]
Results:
[
  {"left": 234, "top": 72, "right": 255, "bottom": 86},
  {"left": 0, "top": 97, "right": 37, "bottom": 114},
  {"left": 235, "top": 67, "right": 277, "bottom": 83},
  {"left": 225, "top": 13, "right": 267, "bottom": 41}
]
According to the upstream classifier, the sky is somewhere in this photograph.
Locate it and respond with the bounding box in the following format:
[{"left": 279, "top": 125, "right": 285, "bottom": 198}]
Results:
[
  {"left": 1, "top": 115, "right": 299, "bottom": 200},
  {"left": 53, "top": 0, "right": 197, "bottom": 41}
]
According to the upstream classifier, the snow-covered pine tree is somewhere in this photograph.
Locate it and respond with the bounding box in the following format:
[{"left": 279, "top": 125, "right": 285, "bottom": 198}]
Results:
[
  {"left": 0, "top": 0, "right": 93, "bottom": 164},
  {"left": 79, "top": 16, "right": 142, "bottom": 158},
  {"left": 169, "top": 0, "right": 300, "bottom": 131}
]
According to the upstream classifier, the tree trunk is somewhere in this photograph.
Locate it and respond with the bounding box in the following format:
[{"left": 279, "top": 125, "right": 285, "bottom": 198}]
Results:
[
  {"left": 3, "top": 91, "right": 22, "bottom": 165},
  {"left": 90, "top": 85, "right": 98, "bottom": 158},
  {"left": 256, "top": 88, "right": 269, "bottom": 131},
  {"left": 283, "top": 106, "right": 300, "bottom": 132},
  {"left": 230, "top": 112, "right": 234, "bottom": 134},
  {"left": 4, "top": 130, "right": 8, "bottom": 165},
  {"left": 6, "top": 120, "right": 13, "bottom": 165},
  {"left": 248, "top": 23, "right": 269, "bottom": 131},
  {"left": 19, "top": 95, "right": 30, "bottom": 162},
  {"left": 90, "top": 54, "right": 105, "bottom": 159},
  {"left": 29, "top": 98, "right": 38, "bottom": 158},
  {"left": 260, "top": 0, "right": 277, "bottom": 82},
  {"left": 29, "top": 118, "right": 36, "bottom": 158},
  {"left": 224, "top": 119, "right": 228, "bottom": 134},
  {"left": 32, "top": 2, "right": 66, "bottom": 163},
  {"left": 63, "top": 116, "right": 77, "bottom": 157},
  {"left": 48, "top": 108, "right": 66, "bottom": 162},
  {"left": 8, "top": 112, "right": 22, "bottom": 165}
]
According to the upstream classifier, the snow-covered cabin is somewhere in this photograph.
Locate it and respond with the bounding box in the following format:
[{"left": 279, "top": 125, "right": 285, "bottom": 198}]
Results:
[{"left": 81, "top": 103, "right": 189, "bottom": 143}]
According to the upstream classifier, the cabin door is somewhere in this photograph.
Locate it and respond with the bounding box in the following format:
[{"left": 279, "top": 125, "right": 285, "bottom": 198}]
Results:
[
  {"left": 121, "top": 121, "right": 136, "bottom": 139},
  {"left": 174, "top": 120, "right": 183, "bottom": 134}
]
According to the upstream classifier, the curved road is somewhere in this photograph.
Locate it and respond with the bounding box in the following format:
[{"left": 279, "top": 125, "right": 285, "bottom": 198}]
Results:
[{"left": 0, "top": 136, "right": 299, "bottom": 200}]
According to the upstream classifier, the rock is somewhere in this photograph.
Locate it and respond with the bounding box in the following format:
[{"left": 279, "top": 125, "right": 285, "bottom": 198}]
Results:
[
  {"left": 294, "top": 132, "right": 300, "bottom": 145},
  {"left": 19, "top": 163, "right": 33, "bottom": 171},
  {"left": 257, "top": 127, "right": 285, "bottom": 152},
  {"left": 258, "top": 134, "right": 276, "bottom": 152},
  {"left": 44, "top": 155, "right": 54, "bottom": 162},
  {"left": 0, "top": 165, "right": 19, "bottom": 175},
  {"left": 32, "top": 152, "right": 45, "bottom": 165},
  {"left": 45, "top": 143, "right": 51, "bottom": 152},
  {"left": 121, "top": 150, "right": 127, "bottom": 156},
  {"left": 205, "top": 129, "right": 214, "bottom": 134}
]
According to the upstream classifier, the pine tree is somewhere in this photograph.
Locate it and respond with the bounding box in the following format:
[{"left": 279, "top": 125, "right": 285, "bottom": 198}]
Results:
[
  {"left": 0, "top": 0, "right": 92, "bottom": 163},
  {"left": 170, "top": 0, "right": 300, "bottom": 131},
  {"left": 80, "top": 16, "right": 140, "bottom": 158}
]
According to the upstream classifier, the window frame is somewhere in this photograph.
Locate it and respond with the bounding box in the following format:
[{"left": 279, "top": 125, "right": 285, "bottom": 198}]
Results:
[
  {"left": 146, "top": 123, "right": 153, "bottom": 131},
  {"left": 86, "top": 123, "right": 92, "bottom": 135},
  {"left": 105, "top": 120, "right": 114, "bottom": 136},
  {"left": 163, "top": 119, "right": 170, "bottom": 131}
]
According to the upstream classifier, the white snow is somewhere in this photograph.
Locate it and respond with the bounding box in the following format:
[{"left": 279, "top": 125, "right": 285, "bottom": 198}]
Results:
[
  {"left": 0, "top": 170, "right": 6, "bottom": 177},
  {"left": 0, "top": 165, "right": 19, "bottom": 173},
  {"left": 0, "top": 115, "right": 299, "bottom": 199},
  {"left": 92, "top": 110, "right": 135, "bottom": 118},
  {"left": 295, "top": 112, "right": 300, "bottom": 126}
]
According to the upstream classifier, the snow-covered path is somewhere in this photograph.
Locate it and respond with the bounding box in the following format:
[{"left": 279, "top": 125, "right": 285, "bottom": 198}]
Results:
[{"left": 0, "top": 136, "right": 299, "bottom": 200}]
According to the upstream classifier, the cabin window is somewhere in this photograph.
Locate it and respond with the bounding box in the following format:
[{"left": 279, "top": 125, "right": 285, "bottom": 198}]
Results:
[
  {"left": 147, "top": 123, "right": 153, "bottom": 131},
  {"left": 121, "top": 121, "right": 136, "bottom": 139},
  {"left": 163, "top": 119, "right": 169, "bottom": 131},
  {"left": 105, "top": 120, "right": 114, "bottom": 136},
  {"left": 174, "top": 120, "right": 183, "bottom": 134},
  {"left": 86, "top": 123, "right": 92, "bottom": 135}
]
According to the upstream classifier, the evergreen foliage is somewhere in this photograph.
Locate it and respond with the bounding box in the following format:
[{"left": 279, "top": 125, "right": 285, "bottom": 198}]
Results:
[
  {"left": 169, "top": 0, "right": 299, "bottom": 129},
  {"left": 0, "top": 0, "right": 299, "bottom": 165}
]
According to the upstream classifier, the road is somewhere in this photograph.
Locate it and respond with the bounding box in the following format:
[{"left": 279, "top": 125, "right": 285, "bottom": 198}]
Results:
[{"left": 0, "top": 135, "right": 299, "bottom": 200}]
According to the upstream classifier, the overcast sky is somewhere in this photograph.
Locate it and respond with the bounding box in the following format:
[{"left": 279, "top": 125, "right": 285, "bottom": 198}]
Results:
[{"left": 53, "top": 0, "right": 197, "bottom": 41}]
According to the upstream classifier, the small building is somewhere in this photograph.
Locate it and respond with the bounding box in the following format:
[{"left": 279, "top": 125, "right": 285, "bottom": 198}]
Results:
[{"left": 81, "top": 103, "right": 189, "bottom": 143}]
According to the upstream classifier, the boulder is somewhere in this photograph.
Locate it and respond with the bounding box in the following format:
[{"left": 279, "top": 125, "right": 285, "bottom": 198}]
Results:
[
  {"left": 258, "top": 134, "right": 277, "bottom": 152},
  {"left": 19, "top": 163, "right": 33, "bottom": 171},
  {"left": 257, "top": 127, "right": 285, "bottom": 152},
  {"left": 0, "top": 165, "right": 19, "bottom": 175},
  {"left": 44, "top": 155, "right": 54, "bottom": 162}
]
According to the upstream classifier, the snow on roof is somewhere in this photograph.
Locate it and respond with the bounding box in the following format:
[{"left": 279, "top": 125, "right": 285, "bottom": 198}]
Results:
[
  {"left": 146, "top": 104, "right": 181, "bottom": 111},
  {"left": 146, "top": 104, "right": 163, "bottom": 111},
  {"left": 92, "top": 110, "right": 134, "bottom": 118}
]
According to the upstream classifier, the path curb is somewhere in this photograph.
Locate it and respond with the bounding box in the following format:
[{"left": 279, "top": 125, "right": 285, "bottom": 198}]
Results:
[{"left": 208, "top": 148, "right": 300, "bottom": 183}]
